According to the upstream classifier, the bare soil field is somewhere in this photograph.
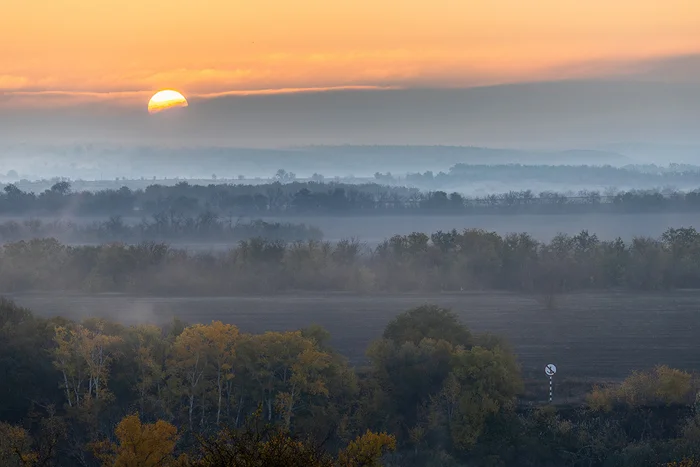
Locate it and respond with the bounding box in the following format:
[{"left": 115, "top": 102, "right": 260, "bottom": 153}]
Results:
[{"left": 7, "top": 291, "right": 700, "bottom": 385}]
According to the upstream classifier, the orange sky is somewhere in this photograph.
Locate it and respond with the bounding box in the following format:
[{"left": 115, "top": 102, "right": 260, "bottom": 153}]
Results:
[{"left": 2, "top": 0, "right": 700, "bottom": 105}]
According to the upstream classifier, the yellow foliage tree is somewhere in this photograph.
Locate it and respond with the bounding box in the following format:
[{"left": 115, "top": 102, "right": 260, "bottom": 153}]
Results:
[
  {"left": 587, "top": 365, "right": 695, "bottom": 410},
  {"left": 665, "top": 459, "right": 700, "bottom": 467},
  {"left": 0, "top": 422, "right": 37, "bottom": 467},
  {"left": 52, "top": 322, "right": 122, "bottom": 408},
  {"left": 200, "top": 321, "right": 239, "bottom": 426},
  {"left": 585, "top": 385, "right": 614, "bottom": 412},
  {"left": 53, "top": 325, "right": 87, "bottom": 408},
  {"left": 80, "top": 322, "right": 123, "bottom": 402},
  {"left": 169, "top": 324, "right": 212, "bottom": 428},
  {"left": 337, "top": 430, "right": 396, "bottom": 467},
  {"left": 92, "top": 413, "right": 185, "bottom": 467}
]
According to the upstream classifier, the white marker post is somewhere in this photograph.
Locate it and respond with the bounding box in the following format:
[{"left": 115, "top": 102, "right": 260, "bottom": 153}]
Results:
[{"left": 545, "top": 363, "right": 557, "bottom": 403}]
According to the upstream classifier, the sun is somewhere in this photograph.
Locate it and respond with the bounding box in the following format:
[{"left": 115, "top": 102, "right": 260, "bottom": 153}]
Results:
[{"left": 148, "top": 90, "right": 188, "bottom": 114}]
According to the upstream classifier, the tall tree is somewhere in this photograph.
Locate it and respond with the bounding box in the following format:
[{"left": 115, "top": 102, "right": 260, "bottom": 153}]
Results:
[
  {"left": 169, "top": 324, "right": 211, "bottom": 428},
  {"left": 52, "top": 322, "right": 122, "bottom": 408},
  {"left": 201, "top": 321, "right": 239, "bottom": 426},
  {"left": 129, "top": 325, "right": 168, "bottom": 415}
]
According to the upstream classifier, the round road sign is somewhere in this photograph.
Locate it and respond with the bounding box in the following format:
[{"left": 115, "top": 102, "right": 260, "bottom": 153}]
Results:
[{"left": 545, "top": 364, "right": 557, "bottom": 376}]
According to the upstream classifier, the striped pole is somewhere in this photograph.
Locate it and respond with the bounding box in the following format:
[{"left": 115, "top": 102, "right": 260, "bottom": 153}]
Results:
[{"left": 549, "top": 375, "right": 553, "bottom": 403}]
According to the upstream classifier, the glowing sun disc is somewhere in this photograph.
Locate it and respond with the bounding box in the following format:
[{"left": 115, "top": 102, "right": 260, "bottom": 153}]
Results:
[{"left": 148, "top": 90, "right": 188, "bottom": 114}]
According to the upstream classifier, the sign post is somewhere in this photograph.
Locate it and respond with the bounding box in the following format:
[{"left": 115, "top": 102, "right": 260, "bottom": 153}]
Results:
[{"left": 544, "top": 363, "right": 557, "bottom": 403}]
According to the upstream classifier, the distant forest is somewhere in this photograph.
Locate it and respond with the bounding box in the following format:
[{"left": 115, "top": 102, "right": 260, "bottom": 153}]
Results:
[
  {"left": 0, "top": 217, "right": 322, "bottom": 244},
  {"left": 8, "top": 162, "right": 700, "bottom": 194},
  {"left": 4, "top": 179, "right": 700, "bottom": 217},
  {"left": 3, "top": 226, "right": 700, "bottom": 296},
  {"left": 397, "top": 163, "right": 700, "bottom": 190}
]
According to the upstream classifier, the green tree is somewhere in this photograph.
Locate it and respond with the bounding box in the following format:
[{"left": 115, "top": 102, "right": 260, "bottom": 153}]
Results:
[
  {"left": 382, "top": 305, "right": 472, "bottom": 348},
  {"left": 127, "top": 325, "right": 168, "bottom": 415},
  {"left": 367, "top": 338, "right": 455, "bottom": 432},
  {"left": 443, "top": 345, "right": 522, "bottom": 451},
  {"left": 235, "top": 331, "right": 332, "bottom": 430}
]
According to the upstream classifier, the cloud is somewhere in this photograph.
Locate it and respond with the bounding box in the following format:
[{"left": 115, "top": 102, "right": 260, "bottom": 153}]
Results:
[
  {"left": 1, "top": 80, "right": 698, "bottom": 149},
  {"left": 0, "top": 48, "right": 491, "bottom": 96},
  {"left": 194, "top": 85, "right": 400, "bottom": 99},
  {"left": 0, "top": 86, "right": 398, "bottom": 110},
  {"left": 4, "top": 51, "right": 699, "bottom": 109},
  {"left": 0, "top": 90, "right": 149, "bottom": 108},
  {"left": 2, "top": 52, "right": 699, "bottom": 150}
]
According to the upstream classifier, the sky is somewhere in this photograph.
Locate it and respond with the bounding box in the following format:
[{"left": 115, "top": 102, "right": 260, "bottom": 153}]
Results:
[{"left": 1, "top": 0, "right": 699, "bottom": 148}]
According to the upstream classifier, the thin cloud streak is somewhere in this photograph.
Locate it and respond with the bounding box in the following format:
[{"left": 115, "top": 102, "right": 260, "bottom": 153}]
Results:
[
  {"left": 193, "top": 85, "right": 401, "bottom": 99},
  {"left": 0, "top": 85, "right": 400, "bottom": 109},
  {"left": 0, "top": 90, "right": 151, "bottom": 108}
]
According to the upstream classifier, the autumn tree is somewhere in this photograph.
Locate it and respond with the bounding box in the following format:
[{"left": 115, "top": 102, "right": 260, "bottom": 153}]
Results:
[
  {"left": 235, "top": 331, "right": 332, "bottom": 430},
  {"left": 193, "top": 416, "right": 334, "bottom": 467},
  {"left": 52, "top": 322, "right": 122, "bottom": 408},
  {"left": 192, "top": 411, "right": 393, "bottom": 467},
  {"left": 169, "top": 324, "right": 211, "bottom": 428},
  {"left": 0, "top": 422, "right": 37, "bottom": 466},
  {"left": 201, "top": 321, "right": 239, "bottom": 426},
  {"left": 92, "top": 413, "right": 185, "bottom": 467},
  {"left": 587, "top": 365, "right": 696, "bottom": 410},
  {"left": 81, "top": 321, "right": 123, "bottom": 402},
  {"left": 666, "top": 460, "right": 700, "bottom": 467},
  {"left": 337, "top": 430, "right": 396, "bottom": 467}
]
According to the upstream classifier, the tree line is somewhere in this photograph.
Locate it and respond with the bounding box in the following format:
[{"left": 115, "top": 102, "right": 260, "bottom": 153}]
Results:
[
  {"left": 0, "top": 216, "right": 322, "bottom": 244},
  {"left": 3, "top": 227, "right": 700, "bottom": 296},
  {"left": 398, "top": 163, "right": 700, "bottom": 190},
  {"left": 6, "top": 180, "right": 700, "bottom": 217},
  {"left": 1, "top": 299, "right": 699, "bottom": 466}
]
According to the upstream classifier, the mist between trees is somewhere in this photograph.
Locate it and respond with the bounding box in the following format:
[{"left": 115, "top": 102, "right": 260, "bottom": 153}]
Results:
[
  {"left": 2, "top": 299, "right": 700, "bottom": 467},
  {"left": 0, "top": 216, "right": 323, "bottom": 244},
  {"left": 7, "top": 180, "right": 700, "bottom": 217},
  {"left": 2, "top": 227, "right": 700, "bottom": 296}
]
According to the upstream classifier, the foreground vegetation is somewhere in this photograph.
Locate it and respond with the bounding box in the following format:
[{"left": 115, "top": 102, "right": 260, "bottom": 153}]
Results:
[
  {"left": 6, "top": 180, "right": 700, "bottom": 217},
  {"left": 3, "top": 227, "right": 700, "bottom": 296},
  {"left": 1, "top": 299, "right": 700, "bottom": 466}
]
